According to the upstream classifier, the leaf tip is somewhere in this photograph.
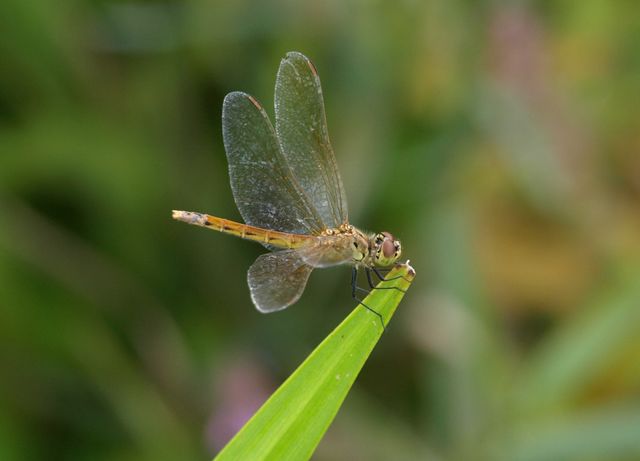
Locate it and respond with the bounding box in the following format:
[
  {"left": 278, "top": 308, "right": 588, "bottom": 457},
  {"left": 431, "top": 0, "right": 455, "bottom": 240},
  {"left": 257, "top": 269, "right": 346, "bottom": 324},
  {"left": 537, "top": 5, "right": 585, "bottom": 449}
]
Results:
[{"left": 397, "top": 259, "right": 416, "bottom": 279}]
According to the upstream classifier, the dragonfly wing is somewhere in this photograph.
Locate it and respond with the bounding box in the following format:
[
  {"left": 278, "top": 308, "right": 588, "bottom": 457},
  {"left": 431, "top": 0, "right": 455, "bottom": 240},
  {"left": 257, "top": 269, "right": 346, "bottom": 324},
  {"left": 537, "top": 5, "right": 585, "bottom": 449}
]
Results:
[
  {"left": 275, "top": 52, "right": 349, "bottom": 230},
  {"left": 223, "top": 91, "right": 324, "bottom": 235},
  {"left": 295, "top": 236, "right": 354, "bottom": 268},
  {"left": 247, "top": 250, "right": 314, "bottom": 313}
]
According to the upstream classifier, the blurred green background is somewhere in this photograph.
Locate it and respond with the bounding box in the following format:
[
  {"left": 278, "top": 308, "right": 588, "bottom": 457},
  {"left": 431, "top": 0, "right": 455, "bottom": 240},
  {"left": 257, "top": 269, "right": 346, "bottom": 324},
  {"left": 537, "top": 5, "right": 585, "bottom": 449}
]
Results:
[{"left": 2, "top": 1, "right": 640, "bottom": 460}]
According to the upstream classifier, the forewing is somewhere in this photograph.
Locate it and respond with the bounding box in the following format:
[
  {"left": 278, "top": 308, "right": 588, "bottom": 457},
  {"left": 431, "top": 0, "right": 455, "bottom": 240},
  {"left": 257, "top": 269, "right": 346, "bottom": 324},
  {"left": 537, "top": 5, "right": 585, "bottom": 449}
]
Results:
[
  {"left": 275, "top": 52, "right": 348, "bottom": 229},
  {"left": 247, "top": 250, "right": 313, "bottom": 313},
  {"left": 223, "top": 91, "right": 324, "bottom": 235}
]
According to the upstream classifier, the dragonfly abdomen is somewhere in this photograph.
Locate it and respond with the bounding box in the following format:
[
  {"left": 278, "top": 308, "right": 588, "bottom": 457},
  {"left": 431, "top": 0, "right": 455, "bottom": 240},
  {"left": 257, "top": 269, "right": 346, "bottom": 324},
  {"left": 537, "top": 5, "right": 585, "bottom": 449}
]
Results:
[{"left": 172, "top": 210, "right": 310, "bottom": 249}]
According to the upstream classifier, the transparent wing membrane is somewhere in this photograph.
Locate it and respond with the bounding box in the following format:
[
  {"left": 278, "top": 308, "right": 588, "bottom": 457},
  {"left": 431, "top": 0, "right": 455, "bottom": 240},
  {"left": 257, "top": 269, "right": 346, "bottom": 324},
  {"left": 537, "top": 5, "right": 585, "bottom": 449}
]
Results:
[
  {"left": 248, "top": 250, "right": 314, "bottom": 312},
  {"left": 275, "top": 52, "right": 348, "bottom": 229},
  {"left": 222, "top": 91, "right": 324, "bottom": 235},
  {"left": 295, "top": 236, "right": 354, "bottom": 268},
  {"left": 219, "top": 54, "right": 357, "bottom": 315}
]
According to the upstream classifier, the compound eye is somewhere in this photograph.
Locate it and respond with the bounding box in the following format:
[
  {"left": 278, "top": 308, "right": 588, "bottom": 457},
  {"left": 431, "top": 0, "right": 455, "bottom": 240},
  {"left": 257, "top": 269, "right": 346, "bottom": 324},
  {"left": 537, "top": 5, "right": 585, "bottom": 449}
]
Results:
[{"left": 381, "top": 239, "right": 396, "bottom": 259}]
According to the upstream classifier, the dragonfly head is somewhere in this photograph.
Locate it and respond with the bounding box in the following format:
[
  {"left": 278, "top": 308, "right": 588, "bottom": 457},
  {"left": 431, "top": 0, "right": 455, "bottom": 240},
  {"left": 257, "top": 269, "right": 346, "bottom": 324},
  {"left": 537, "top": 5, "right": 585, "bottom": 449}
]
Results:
[{"left": 371, "top": 232, "right": 402, "bottom": 267}]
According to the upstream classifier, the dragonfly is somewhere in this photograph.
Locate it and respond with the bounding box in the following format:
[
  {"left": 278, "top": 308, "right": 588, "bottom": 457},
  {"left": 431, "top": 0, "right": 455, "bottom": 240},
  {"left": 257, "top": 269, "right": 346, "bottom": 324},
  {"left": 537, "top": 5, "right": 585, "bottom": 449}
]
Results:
[{"left": 173, "top": 51, "right": 403, "bottom": 327}]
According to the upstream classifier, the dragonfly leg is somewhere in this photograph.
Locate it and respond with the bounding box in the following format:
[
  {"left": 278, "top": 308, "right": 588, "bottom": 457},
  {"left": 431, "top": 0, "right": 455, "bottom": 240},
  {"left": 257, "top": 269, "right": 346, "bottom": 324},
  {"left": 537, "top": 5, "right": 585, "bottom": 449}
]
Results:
[
  {"left": 372, "top": 267, "right": 412, "bottom": 284},
  {"left": 366, "top": 267, "right": 376, "bottom": 289},
  {"left": 352, "top": 267, "right": 372, "bottom": 295},
  {"left": 372, "top": 267, "right": 392, "bottom": 276},
  {"left": 351, "top": 267, "right": 386, "bottom": 331},
  {"left": 368, "top": 267, "right": 407, "bottom": 294}
]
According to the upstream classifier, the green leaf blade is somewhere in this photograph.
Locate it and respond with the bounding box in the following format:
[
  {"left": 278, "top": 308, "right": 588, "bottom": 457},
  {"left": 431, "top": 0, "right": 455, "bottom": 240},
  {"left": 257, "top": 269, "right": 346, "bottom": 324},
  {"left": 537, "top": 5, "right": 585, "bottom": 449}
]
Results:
[{"left": 214, "top": 262, "right": 416, "bottom": 461}]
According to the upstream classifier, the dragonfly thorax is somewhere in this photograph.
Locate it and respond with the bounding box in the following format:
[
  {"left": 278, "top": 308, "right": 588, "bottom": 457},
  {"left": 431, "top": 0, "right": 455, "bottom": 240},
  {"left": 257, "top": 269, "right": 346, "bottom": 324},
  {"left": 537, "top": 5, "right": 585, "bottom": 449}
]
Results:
[{"left": 337, "top": 226, "right": 402, "bottom": 268}]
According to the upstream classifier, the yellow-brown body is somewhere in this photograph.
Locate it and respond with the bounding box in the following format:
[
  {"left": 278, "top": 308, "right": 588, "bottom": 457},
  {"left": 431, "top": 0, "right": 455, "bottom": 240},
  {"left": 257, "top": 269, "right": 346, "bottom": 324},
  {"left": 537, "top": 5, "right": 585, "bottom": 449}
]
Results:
[{"left": 172, "top": 210, "right": 312, "bottom": 249}]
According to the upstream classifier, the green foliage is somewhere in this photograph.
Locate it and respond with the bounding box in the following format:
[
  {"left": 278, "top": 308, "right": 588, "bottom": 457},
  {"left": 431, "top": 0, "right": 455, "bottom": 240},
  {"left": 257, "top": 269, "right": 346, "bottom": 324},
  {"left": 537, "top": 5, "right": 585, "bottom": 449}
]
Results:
[
  {"left": 1, "top": 1, "right": 640, "bottom": 460},
  {"left": 215, "top": 264, "right": 415, "bottom": 461}
]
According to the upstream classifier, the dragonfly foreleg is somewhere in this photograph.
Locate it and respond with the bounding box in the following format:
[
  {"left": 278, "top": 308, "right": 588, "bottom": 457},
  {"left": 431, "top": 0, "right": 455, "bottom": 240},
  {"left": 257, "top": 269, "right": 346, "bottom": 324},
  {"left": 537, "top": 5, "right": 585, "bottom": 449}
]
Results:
[
  {"left": 366, "top": 267, "right": 376, "bottom": 289},
  {"left": 372, "top": 267, "right": 412, "bottom": 284},
  {"left": 351, "top": 267, "right": 371, "bottom": 295},
  {"left": 367, "top": 267, "right": 407, "bottom": 294},
  {"left": 351, "top": 267, "right": 386, "bottom": 330}
]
